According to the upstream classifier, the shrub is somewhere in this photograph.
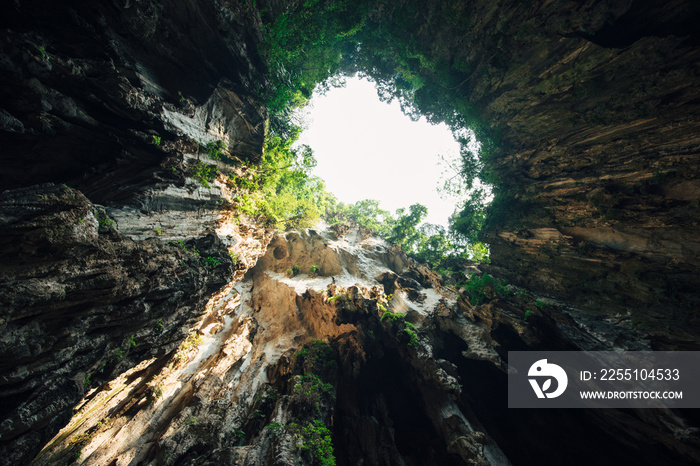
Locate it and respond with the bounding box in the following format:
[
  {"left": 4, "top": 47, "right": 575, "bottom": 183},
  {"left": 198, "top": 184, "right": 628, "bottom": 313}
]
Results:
[
  {"left": 460, "top": 273, "right": 510, "bottom": 304},
  {"left": 309, "top": 264, "right": 319, "bottom": 274},
  {"left": 191, "top": 162, "right": 218, "bottom": 188},
  {"left": 203, "top": 140, "right": 226, "bottom": 160},
  {"left": 204, "top": 256, "right": 221, "bottom": 270},
  {"left": 380, "top": 312, "right": 419, "bottom": 346},
  {"left": 299, "top": 420, "right": 336, "bottom": 466}
]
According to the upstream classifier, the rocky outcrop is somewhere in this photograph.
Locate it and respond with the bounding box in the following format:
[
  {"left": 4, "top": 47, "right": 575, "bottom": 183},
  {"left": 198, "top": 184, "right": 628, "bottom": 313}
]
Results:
[
  {"left": 0, "top": 1, "right": 271, "bottom": 463},
  {"left": 0, "top": 183, "right": 238, "bottom": 464},
  {"left": 21, "top": 226, "right": 700, "bottom": 465},
  {"left": 457, "top": 0, "right": 700, "bottom": 341}
]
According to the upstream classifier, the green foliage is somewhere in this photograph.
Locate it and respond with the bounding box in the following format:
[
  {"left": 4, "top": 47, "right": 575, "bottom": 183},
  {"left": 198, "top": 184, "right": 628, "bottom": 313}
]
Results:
[
  {"left": 326, "top": 199, "right": 393, "bottom": 236},
  {"left": 523, "top": 310, "right": 535, "bottom": 322},
  {"left": 326, "top": 294, "right": 340, "bottom": 303},
  {"left": 309, "top": 264, "right": 319, "bottom": 274},
  {"left": 177, "top": 91, "right": 187, "bottom": 106},
  {"left": 37, "top": 45, "right": 50, "bottom": 62},
  {"left": 460, "top": 273, "right": 510, "bottom": 304},
  {"left": 204, "top": 256, "right": 221, "bottom": 270},
  {"left": 449, "top": 188, "right": 488, "bottom": 245},
  {"left": 154, "top": 227, "right": 162, "bottom": 236},
  {"left": 191, "top": 162, "right": 218, "bottom": 188},
  {"left": 294, "top": 373, "right": 335, "bottom": 397},
  {"left": 151, "top": 135, "right": 161, "bottom": 146},
  {"left": 535, "top": 300, "right": 551, "bottom": 309},
  {"left": 266, "top": 421, "right": 284, "bottom": 433},
  {"left": 380, "top": 312, "right": 418, "bottom": 346},
  {"left": 183, "top": 418, "right": 197, "bottom": 426},
  {"left": 229, "top": 251, "right": 238, "bottom": 263},
  {"left": 297, "top": 339, "right": 335, "bottom": 370},
  {"left": 111, "top": 348, "right": 124, "bottom": 362},
  {"left": 203, "top": 140, "right": 226, "bottom": 160},
  {"left": 292, "top": 265, "right": 301, "bottom": 275},
  {"left": 84, "top": 374, "right": 92, "bottom": 391},
  {"left": 299, "top": 420, "right": 336, "bottom": 466},
  {"left": 388, "top": 203, "right": 428, "bottom": 253},
  {"left": 230, "top": 130, "right": 334, "bottom": 230},
  {"left": 181, "top": 333, "right": 203, "bottom": 350},
  {"left": 259, "top": 0, "right": 369, "bottom": 135},
  {"left": 255, "top": 1, "right": 502, "bottom": 266}
]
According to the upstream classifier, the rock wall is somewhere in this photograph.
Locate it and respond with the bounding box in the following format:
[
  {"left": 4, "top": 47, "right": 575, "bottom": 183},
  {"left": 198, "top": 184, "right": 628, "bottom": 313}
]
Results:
[
  {"left": 0, "top": 0, "right": 271, "bottom": 463},
  {"left": 24, "top": 226, "right": 700, "bottom": 465},
  {"left": 453, "top": 0, "right": 700, "bottom": 342}
]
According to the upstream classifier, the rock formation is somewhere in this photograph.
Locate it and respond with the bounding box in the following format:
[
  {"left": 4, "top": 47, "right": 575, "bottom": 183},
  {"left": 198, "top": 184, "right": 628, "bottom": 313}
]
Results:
[{"left": 1, "top": 0, "right": 699, "bottom": 465}]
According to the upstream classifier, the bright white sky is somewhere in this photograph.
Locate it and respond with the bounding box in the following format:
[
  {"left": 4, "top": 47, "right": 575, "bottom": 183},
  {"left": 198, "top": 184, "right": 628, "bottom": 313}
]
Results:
[{"left": 295, "top": 76, "right": 460, "bottom": 228}]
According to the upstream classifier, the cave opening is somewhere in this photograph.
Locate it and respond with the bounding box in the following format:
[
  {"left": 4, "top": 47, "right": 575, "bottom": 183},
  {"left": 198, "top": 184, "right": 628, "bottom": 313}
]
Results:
[{"left": 293, "top": 74, "right": 462, "bottom": 228}]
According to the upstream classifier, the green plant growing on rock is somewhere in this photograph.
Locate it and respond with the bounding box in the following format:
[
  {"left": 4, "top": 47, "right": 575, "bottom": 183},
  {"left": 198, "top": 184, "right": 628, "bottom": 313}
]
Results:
[
  {"left": 327, "top": 292, "right": 355, "bottom": 311},
  {"left": 266, "top": 421, "right": 284, "bottom": 434},
  {"left": 535, "top": 300, "right": 551, "bottom": 309},
  {"left": 204, "top": 256, "right": 221, "bottom": 270},
  {"left": 37, "top": 45, "right": 50, "bottom": 62},
  {"left": 523, "top": 310, "right": 535, "bottom": 322},
  {"left": 381, "top": 312, "right": 419, "bottom": 346},
  {"left": 298, "top": 420, "right": 335, "bottom": 466},
  {"left": 191, "top": 161, "right": 218, "bottom": 188},
  {"left": 296, "top": 339, "right": 335, "bottom": 372},
  {"left": 229, "top": 251, "right": 238, "bottom": 263},
  {"left": 459, "top": 273, "right": 510, "bottom": 304},
  {"left": 151, "top": 135, "right": 161, "bottom": 146},
  {"left": 181, "top": 333, "right": 203, "bottom": 350},
  {"left": 203, "top": 140, "right": 226, "bottom": 160},
  {"left": 309, "top": 264, "right": 319, "bottom": 275}
]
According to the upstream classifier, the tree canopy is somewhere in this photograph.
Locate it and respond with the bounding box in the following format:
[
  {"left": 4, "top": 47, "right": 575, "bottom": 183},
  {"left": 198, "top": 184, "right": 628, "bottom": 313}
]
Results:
[{"left": 251, "top": 0, "right": 497, "bottom": 273}]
